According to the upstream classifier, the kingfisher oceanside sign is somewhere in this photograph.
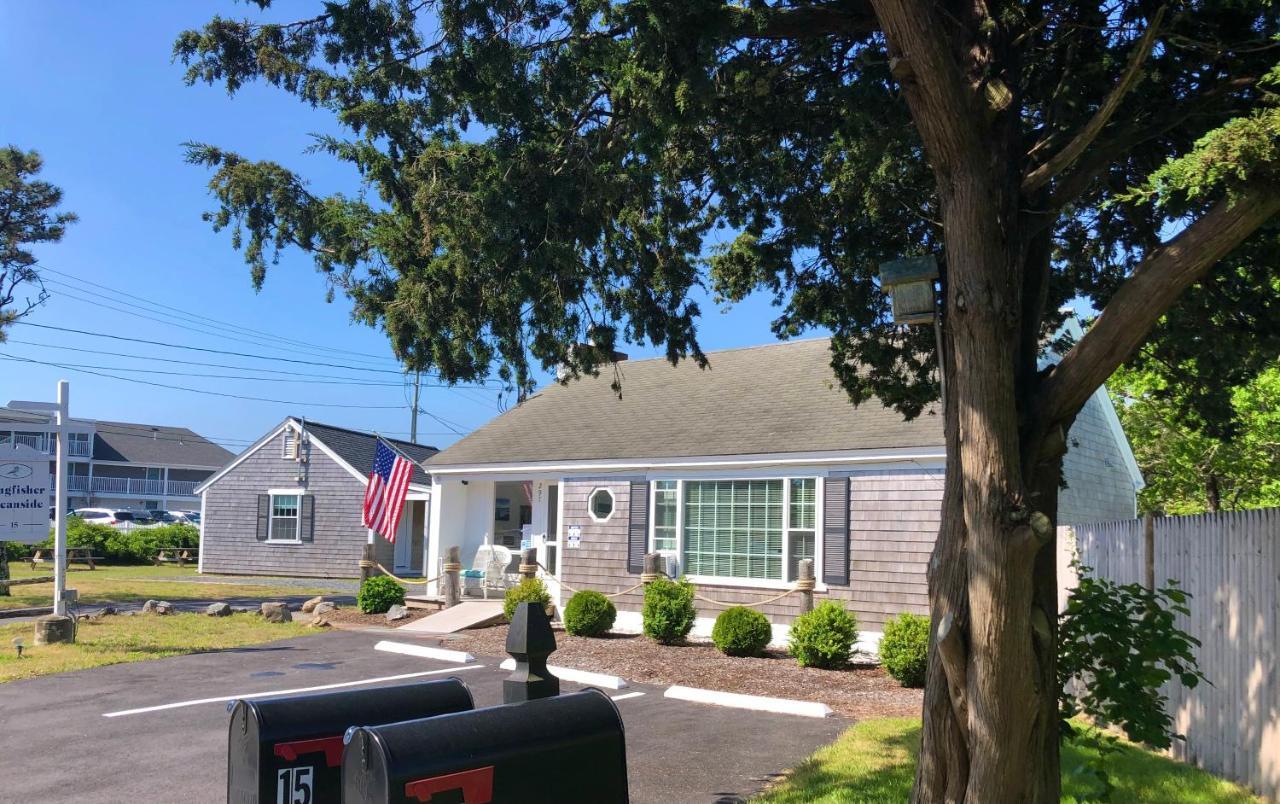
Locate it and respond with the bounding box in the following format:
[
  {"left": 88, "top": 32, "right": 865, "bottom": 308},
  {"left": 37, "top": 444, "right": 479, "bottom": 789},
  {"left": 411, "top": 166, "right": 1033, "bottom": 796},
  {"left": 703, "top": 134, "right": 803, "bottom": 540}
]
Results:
[{"left": 0, "top": 443, "right": 51, "bottom": 543}]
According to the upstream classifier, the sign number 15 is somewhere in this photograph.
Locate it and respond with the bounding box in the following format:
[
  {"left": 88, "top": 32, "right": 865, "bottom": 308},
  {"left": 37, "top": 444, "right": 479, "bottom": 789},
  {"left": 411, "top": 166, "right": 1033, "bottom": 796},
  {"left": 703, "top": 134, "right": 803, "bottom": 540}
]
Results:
[{"left": 277, "top": 766, "right": 313, "bottom": 804}]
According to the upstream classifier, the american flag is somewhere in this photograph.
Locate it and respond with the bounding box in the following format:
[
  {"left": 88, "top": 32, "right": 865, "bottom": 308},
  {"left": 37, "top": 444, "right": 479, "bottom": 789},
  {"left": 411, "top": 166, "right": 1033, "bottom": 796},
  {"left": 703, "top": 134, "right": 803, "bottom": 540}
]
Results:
[{"left": 362, "top": 439, "right": 413, "bottom": 541}]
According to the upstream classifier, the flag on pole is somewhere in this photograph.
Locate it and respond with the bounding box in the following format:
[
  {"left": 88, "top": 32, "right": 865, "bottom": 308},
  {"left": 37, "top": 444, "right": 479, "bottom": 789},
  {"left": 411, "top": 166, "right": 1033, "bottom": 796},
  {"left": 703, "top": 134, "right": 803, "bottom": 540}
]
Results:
[{"left": 363, "top": 439, "right": 413, "bottom": 542}]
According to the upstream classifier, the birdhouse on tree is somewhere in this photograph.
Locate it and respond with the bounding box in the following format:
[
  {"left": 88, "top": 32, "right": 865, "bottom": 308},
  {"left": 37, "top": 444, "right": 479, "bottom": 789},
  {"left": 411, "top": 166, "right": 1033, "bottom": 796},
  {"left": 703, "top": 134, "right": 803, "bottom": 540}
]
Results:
[{"left": 879, "top": 255, "right": 939, "bottom": 325}]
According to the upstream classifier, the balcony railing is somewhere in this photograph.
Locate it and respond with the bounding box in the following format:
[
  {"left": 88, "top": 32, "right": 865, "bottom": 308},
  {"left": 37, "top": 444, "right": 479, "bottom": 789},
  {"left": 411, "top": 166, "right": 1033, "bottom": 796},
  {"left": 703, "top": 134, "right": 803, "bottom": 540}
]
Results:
[
  {"left": 1, "top": 433, "right": 93, "bottom": 457},
  {"left": 67, "top": 476, "right": 200, "bottom": 498}
]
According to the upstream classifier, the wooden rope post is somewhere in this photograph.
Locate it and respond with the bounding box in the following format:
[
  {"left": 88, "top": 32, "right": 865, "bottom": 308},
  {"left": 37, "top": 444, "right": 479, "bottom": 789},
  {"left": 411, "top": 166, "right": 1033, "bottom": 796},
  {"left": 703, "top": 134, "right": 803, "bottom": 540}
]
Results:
[
  {"left": 641, "top": 552, "right": 662, "bottom": 585},
  {"left": 519, "top": 547, "right": 538, "bottom": 580},
  {"left": 359, "top": 543, "right": 376, "bottom": 584},
  {"left": 443, "top": 545, "right": 463, "bottom": 608},
  {"left": 795, "top": 558, "right": 815, "bottom": 614}
]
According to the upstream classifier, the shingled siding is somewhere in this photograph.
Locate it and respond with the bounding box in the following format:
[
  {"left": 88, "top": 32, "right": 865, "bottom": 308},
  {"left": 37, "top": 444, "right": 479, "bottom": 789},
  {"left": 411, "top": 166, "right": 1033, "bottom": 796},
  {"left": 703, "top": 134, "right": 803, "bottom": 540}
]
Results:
[
  {"left": 558, "top": 469, "right": 940, "bottom": 632},
  {"left": 201, "top": 430, "right": 392, "bottom": 578},
  {"left": 1059, "top": 390, "right": 1138, "bottom": 524}
]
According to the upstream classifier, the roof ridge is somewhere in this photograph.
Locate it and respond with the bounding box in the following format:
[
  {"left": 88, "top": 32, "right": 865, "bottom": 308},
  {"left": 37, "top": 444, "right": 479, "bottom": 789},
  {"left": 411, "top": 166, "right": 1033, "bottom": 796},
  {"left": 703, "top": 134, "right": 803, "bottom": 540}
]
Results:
[{"left": 294, "top": 417, "right": 438, "bottom": 452}]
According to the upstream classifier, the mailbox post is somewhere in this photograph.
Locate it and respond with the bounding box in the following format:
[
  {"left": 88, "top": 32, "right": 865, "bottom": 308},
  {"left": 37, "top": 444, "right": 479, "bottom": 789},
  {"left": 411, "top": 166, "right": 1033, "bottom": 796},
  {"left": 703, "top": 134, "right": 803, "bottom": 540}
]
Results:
[
  {"left": 228, "top": 677, "right": 474, "bottom": 804},
  {"left": 503, "top": 601, "right": 558, "bottom": 703},
  {"left": 341, "top": 689, "right": 629, "bottom": 804}
]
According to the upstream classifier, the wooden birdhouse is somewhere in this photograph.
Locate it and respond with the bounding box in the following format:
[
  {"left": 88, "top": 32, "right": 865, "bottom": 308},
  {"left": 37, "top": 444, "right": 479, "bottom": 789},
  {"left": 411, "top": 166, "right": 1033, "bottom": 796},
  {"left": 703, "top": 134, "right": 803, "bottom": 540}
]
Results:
[{"left": 878, "top": 255, "right": 939, "bottom": 325}]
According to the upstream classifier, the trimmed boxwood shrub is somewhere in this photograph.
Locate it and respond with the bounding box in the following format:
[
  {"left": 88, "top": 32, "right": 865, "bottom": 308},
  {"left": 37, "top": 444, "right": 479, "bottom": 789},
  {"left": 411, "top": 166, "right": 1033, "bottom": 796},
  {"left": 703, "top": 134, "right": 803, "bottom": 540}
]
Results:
[
  {"left": 563, "top": 589, "right": 617, "bottom": 637},
  {"left": 503, "top": 577, "right": 552, "bottom": 621},
  {"left": 788, "top": 600, "right": 859, "bottom": 669},
  {"left": 642, "top": 577, "right": 696, "bottom": 645},
  {"left": 711, "top": 606, "right": 772, "bottom": 657},
  {"left": 880, "top": 612, "right": 930, "bottom": 687},
  {"left": 358, "top": 575, "right": 405, "bottom": 614}
]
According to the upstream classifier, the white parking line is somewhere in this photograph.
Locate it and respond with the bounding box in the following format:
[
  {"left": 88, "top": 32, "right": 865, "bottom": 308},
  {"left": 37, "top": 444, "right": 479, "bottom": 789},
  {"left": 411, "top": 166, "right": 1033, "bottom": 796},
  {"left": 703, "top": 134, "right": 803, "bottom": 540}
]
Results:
[
  {"left": 610, "top": 692, "right": 645, "bottom": 702},
  {"left": 102, "top": 665, "right": 485, "bottom": 718},
  {"left": 374, "top": 640, "right": 475, "bottom": 663},
  {"left": 663, "top": 685, "right": 834, "bottom": 718}
]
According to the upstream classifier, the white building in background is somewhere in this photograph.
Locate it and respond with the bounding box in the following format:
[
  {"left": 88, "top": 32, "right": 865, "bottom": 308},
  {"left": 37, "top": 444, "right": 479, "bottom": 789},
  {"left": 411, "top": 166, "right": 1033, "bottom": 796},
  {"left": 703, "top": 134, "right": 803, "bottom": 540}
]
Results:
[{"left": 0, "top": 400, "right": 236, "bottom": 512}]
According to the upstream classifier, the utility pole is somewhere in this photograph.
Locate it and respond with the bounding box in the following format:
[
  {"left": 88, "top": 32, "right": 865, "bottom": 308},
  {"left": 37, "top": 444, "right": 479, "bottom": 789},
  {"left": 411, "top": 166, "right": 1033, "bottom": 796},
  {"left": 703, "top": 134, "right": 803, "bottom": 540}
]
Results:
[{"left": 409, "top": 370, "right": 421, "bottom": 443}]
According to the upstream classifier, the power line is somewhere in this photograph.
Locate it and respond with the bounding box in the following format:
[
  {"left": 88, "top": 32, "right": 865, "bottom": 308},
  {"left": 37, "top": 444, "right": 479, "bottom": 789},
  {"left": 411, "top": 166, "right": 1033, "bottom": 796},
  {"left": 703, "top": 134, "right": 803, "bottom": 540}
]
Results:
[
  {"left": 0, "top": 355, "right": 409, "bottom": 387},
  {"left": 15, "top": 321, "right": 414, "bottom": 376},
  {"left": 47, "top": 282, "right": 407, "bottom": 367},
  {"left": 14, "top": 321, "right": 507, "bottom": 387},
  {"left": 1, "top": 351, "right": 411, "bottom": 410},
  {"left": 5, "top": 339, "right": 503, "bottom": 390},
  {"left": 39, "top": 265, "right": 402, "bottom": 363}
]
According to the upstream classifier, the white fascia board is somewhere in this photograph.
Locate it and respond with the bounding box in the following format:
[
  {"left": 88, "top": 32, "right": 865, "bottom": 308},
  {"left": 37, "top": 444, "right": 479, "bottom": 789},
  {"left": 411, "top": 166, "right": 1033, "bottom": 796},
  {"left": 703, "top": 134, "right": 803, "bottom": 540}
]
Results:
[
  {"left": 193, "top": 419, "right": 294, "bottom": 494},
  {"left": 91, "top": 460, "right": 226, "bottom": 471},
  {"left": 425, "top": 446, "right": 947, "bottom": 477}
]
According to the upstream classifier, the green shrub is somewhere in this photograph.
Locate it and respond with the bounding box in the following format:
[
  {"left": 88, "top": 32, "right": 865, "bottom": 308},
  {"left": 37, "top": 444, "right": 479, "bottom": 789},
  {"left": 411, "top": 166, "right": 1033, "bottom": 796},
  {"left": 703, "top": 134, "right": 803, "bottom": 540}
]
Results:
[
  {"left": 788, "top": 600, "right": 859, "bottom": 669},
  {"left": 503, "top": 577, "right": 552, "bottom": 621},
  {"left": 642, "top": 577, "right": 696, "bottom": 645},
  {"left": 563, "top": 589, "right": 617, "bottom": 637},
  {"left": 357, "top": 575, "right": 405, "bottom": 614},
  {"left": 879, "top": 612, "right": 930, "bottom": 687},
  {"left": 711, "top": 606, "right": 773, "bottom": 657}
]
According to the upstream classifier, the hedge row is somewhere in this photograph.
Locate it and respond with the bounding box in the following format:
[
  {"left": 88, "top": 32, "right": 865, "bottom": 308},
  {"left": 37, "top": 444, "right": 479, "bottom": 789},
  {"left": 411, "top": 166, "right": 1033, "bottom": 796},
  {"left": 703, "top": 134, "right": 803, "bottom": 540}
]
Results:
[{"left": 0, "top": 519, "right": 199, "bottom": 564}]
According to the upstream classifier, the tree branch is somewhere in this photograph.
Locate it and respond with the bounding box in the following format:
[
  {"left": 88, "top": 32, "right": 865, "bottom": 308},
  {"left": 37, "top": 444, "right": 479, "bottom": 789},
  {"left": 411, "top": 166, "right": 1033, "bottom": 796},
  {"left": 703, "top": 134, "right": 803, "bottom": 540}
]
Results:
[
  {"left": 1037, "top": 186, "right": 1280, "bottom": 426},
  {"left": 1021, "top": 6, "right": 1167, "bottom": 195},
  {"left": 732, "top": 4, "right": 879, "bottom": 40}
]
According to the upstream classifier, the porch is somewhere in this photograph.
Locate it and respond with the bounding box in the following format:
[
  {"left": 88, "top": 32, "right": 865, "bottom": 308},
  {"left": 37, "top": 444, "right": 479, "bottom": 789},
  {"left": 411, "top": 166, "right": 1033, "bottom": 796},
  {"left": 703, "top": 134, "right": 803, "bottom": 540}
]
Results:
[{"left": 426, "top": 476, "right": 563, "bottom": 600}]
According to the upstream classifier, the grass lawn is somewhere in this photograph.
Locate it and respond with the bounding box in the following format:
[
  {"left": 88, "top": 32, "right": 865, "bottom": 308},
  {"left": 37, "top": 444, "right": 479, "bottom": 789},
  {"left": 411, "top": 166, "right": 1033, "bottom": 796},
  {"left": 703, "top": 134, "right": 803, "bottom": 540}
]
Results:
[
  {"left": 752, "top": 718, "right": 1260, "bottom": 804},
  {"left": 0, "top": 612, "right": 313, "bottom": 683},
  {"left": 0, "top": 564, "right": 343, "bottom": 611}
]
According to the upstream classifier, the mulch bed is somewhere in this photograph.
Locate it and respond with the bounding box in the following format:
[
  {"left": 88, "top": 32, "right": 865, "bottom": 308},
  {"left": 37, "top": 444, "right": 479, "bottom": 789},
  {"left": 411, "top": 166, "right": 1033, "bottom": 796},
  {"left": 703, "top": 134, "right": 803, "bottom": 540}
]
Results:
[
  {"left": 447, "top": 624, "right": 923, "bottom": 720},
  {"left": 313, "top": 603, "right": 921, "bottom": 720}
]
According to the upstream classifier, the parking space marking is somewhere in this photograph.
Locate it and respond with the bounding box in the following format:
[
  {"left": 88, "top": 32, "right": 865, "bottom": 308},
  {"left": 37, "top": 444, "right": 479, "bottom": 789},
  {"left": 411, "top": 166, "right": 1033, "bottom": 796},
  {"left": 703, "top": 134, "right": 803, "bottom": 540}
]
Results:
[
  {"left": 102, "top": 665, "right": 485, "bottom": 718},
  {"left": 609, "top": 692, "right": 645, "bottom": 702}
]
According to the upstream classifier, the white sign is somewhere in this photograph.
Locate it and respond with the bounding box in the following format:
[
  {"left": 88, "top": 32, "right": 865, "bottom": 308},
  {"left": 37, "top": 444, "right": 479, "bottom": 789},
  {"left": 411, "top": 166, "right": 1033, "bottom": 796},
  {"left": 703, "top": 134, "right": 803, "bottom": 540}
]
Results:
[
  {"left": 567, "top": 524, "right": 582, "bottom": 549},
  {"left": 0, "top": 443, "right": 51, "bottom": 544}
]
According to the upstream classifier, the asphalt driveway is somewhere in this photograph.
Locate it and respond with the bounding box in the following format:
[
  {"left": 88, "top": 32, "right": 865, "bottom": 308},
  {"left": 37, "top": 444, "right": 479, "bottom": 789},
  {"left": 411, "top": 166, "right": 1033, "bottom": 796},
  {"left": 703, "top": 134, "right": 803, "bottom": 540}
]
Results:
[{"left": 0, "top": 628, "right": 846, "bottom": 803}]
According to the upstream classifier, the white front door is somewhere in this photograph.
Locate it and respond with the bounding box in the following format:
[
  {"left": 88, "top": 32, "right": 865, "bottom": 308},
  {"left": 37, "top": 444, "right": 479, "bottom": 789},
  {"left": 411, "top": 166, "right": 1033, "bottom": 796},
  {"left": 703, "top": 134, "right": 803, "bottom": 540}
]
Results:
[{"left": 536, "top": 482, "right": 562, "bottom": 602}]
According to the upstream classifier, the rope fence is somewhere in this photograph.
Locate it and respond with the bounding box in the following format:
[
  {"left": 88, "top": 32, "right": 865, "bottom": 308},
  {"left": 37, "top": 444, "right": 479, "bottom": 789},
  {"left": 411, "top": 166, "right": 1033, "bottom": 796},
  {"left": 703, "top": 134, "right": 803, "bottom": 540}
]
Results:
[
  {"left": 360, "top": 549, "right": 815, "bottom": 613},
  {"left": 533, "top": 560, "right": 809, "bottom": 610}
]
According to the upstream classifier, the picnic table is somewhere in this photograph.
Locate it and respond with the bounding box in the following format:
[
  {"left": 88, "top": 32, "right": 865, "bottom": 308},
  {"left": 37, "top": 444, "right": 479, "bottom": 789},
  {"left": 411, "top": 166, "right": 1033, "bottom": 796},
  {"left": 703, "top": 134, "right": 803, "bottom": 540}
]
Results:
[
  {"left": 29, "top": 546, "right": 102, "bottom": 570},
  {"left": 152, "top": 546, "right": 199, "bottom": 567}
]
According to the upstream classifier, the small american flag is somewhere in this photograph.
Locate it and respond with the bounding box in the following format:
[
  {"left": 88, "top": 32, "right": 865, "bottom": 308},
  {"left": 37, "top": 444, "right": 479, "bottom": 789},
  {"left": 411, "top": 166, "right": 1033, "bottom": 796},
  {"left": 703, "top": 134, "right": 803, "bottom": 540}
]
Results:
[{"left": 362, "top": 439, "right": 413, "bottom": 541}]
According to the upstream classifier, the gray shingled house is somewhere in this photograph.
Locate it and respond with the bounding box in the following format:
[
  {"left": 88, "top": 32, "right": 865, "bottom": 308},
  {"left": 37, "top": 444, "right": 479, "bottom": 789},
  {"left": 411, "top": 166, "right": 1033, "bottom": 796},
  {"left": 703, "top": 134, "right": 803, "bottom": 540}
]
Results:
[
  {"left": 195, "top": 418, "right": 437, "bottom": 578},
  {"left": 422, "top": 337, "right": 1141, "bottom": 648}
]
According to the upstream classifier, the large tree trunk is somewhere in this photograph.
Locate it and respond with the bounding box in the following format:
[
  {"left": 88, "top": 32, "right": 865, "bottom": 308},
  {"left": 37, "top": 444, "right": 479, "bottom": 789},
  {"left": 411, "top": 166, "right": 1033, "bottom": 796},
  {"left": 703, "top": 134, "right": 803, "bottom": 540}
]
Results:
[{"left": 0, "top": 542, "right": 9, "bottom": 597}]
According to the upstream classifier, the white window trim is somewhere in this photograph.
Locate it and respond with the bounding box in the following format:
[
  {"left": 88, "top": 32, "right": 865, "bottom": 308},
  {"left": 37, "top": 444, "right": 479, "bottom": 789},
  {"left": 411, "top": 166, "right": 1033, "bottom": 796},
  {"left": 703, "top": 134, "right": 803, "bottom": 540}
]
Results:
[
  {"left": 648, "top": 477, "right": 826, "bottom": 590},
  {"left": 587, "top": 487, "right": 616, "bottom": 523},
  {"left": 266, "top": 488, "right": 306, "bottom": 544}
]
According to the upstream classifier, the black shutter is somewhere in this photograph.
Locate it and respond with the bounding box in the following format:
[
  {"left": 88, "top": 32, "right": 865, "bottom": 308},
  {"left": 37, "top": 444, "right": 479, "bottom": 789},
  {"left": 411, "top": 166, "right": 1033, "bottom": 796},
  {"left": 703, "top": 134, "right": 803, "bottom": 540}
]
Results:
[
  {"left": 300, "top": 495, "right": 315, "bottom": 542},
  {"left": 628, "top": 481, "right": 649, "bottom": 574},
  {"left": 822, "top": 477, "right": 850, "bottom": 586},
  {"left": 255, "top": 494, "right": 270, "bottom": 541}
]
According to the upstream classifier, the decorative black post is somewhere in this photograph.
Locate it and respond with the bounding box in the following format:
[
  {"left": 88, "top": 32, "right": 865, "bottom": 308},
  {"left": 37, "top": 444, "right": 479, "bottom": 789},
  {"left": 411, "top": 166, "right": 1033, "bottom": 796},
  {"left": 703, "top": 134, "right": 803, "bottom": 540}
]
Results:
[{"left": 503, "top": 601, "right": 559, "bottom": 703}]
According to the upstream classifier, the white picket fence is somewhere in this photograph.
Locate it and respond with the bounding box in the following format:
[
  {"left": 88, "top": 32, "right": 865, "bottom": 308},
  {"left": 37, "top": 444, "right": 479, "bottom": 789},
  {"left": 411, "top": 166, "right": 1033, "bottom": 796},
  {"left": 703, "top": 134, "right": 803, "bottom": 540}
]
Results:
[{"left": 1060, "top": 509, "right": 1280, "bottom": 800}]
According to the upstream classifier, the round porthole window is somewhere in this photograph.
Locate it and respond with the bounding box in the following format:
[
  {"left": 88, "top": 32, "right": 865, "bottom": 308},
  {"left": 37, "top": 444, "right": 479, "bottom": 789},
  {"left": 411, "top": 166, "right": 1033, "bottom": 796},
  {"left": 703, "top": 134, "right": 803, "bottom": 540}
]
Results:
[{"left": 589, "top": 488, "right": 615, "bottom": 522}]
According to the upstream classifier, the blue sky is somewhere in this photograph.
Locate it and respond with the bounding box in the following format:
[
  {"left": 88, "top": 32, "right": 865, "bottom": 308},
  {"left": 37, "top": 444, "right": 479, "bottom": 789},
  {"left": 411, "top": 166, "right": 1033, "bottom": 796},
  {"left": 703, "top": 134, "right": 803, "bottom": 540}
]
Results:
[{"left": 0, "top": 2, "right": 797, "bottom": 454}]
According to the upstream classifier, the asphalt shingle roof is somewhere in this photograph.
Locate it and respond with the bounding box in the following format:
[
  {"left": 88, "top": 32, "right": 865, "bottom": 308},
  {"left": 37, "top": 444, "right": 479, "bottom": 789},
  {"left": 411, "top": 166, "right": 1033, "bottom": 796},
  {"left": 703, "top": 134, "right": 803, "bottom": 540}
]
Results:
[
  {"left": 92, "top": 421, "right": 237, "bottom": 467},
  {"left": 299, "top": 420, "right": 437, "bottom": 486},
  {"left": 428, "top": 338, "right": 944, "bottom": 467}
]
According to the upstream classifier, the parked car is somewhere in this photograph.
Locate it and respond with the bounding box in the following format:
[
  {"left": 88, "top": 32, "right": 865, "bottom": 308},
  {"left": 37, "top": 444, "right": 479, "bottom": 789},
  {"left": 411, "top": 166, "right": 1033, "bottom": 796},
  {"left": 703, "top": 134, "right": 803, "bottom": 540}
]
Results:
[
  {"left": 72, "top": 508, "right": 139, "bottom": 528},
  {"left": 146, "top": 509, "right": 178, "bottom": 523}
]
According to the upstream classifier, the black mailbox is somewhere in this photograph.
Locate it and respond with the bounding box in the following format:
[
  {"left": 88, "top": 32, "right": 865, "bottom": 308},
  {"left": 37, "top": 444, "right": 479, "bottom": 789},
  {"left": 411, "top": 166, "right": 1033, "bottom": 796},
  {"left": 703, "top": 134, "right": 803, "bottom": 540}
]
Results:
[
  {"left": 341, "top": 688, "right": 628, "bottom": 804},
  {"left": 228, "top": 677, "right": 474, "bottom": 804}
]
